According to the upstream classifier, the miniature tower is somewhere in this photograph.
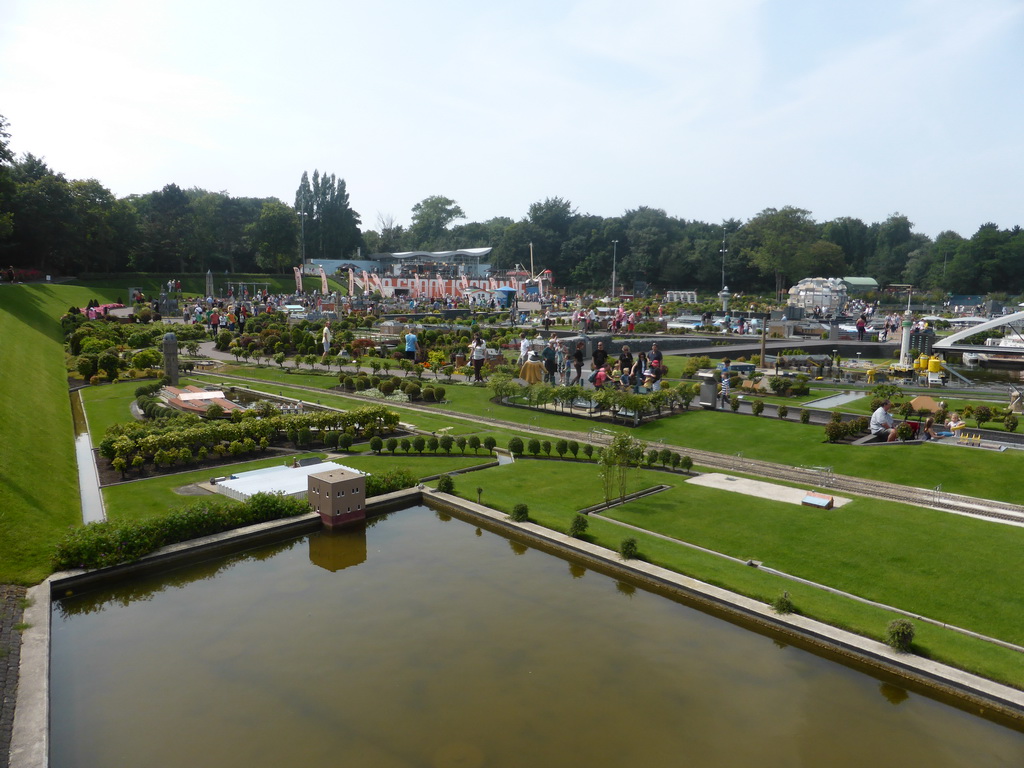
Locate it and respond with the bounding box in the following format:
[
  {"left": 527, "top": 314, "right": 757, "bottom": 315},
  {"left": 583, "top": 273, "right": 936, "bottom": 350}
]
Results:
[{"left": 163, "top": 332, "right": 179, "bottom": 385}]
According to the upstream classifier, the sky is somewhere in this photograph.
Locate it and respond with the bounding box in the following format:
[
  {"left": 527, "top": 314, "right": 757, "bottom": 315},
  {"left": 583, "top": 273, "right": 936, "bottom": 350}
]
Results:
[{"left": 1, "top": 0, "right": 1022, "bottom": 239}]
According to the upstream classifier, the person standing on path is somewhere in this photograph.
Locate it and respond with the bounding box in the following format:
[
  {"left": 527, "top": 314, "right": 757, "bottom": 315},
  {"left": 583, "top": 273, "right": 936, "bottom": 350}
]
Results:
[
  {"left": 591, "top": 341, "right": 608, "bottom": 378},
  {"left": 517, "top": 332, "right": 531, "bottom": 366},
  {"left": 470, "top": 332, "right": 487, "bottom": 382},
  {"left": 649, "top": 342, "right": 663, "bottom": 366},
  {"left": 404, "top": 327, "right": 420, "bottom": 361},
  {"left": 572, "top": 341, "right": 585, "bottom": 384},
  {"left": 322, "top": 324, "right": 333, "bottom": 356}
]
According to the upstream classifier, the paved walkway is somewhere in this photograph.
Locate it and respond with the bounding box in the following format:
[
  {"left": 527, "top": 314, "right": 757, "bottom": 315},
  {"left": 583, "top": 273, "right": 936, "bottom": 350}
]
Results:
[{"left": 802, "top": 392, "right": 865, "bottom": 409}]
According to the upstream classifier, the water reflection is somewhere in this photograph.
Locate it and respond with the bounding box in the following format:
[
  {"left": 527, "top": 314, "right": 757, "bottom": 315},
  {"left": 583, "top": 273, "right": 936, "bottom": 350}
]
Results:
[
  {"left": 508, "top": 539, "right": 528, "bottom": 556},
  {"left": 57, "top": 539, "right": 300, "bottom": 619},
  {"left": 880, "top": 682, "right": 911, "bottom": 707},
  {"left": 615, "top": 580, "right": 637, "bottom": 598},
  {"left": 307, "top": 527, "right": 367, "bottom": 572}
]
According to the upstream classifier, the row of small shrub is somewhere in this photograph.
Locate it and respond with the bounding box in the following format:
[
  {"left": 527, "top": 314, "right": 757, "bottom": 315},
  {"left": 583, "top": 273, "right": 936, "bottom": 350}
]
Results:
[
  {"left": 506, "top": 436, "right": 694, "bottom": 472},
  {"left": 364, "top": 434, "right": 498, "bottom": 455},
  {"left": 341, "top": 374, "right": 445, "bottom": 402},
  {"left": 824, "top": 415, "right": 870, "bottom": 443},
  {"left": 770, "top": 593, "right": 916, "bottom": 651},
  {"left": 53, "top": 492, "right": 311, "bottom": 571}
]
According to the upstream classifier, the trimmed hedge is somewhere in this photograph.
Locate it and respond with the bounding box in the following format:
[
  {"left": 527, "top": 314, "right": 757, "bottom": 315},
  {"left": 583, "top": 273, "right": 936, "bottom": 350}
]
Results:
[{"left": 53, "top": 492, "right": 310, "bottom": 571}]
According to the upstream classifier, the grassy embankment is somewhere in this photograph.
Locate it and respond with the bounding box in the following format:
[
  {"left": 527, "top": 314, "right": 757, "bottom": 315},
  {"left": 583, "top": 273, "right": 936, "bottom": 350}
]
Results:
[{"left": 0, "top": 284, "right": 119, "bottom": 583}]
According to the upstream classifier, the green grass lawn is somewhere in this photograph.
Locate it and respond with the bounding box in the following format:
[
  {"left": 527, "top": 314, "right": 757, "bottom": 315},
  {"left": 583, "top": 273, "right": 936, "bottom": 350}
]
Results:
[
  {"left": 102, "top": 452, "right": 327, "bottom": 522},
  {"left": 633, "top": 409, "right": 1024, "bottom": 502},
  {"left": 81, "top": 380, "right": 140, "bottom": 446},
  {"left": 442, "top": 459, "right": 1024, "bottom": 686},
  {"left": 206, "top": 365, "right": 1023, "bottom": 502},
  {"left": 0, "top": 284, "right": 121, "bottom": 583}
]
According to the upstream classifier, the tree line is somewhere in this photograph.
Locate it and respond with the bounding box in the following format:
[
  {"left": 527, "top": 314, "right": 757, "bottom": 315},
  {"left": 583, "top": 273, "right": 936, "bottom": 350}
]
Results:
[{"left": 1, "top": 114, "right": 1021, "bottom": 296}]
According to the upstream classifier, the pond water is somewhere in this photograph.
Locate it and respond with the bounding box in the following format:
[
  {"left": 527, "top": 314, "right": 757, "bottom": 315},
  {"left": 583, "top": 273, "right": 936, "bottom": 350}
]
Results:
[{"left": 50, "top": 506, "right": 1024, "bottom": 768}]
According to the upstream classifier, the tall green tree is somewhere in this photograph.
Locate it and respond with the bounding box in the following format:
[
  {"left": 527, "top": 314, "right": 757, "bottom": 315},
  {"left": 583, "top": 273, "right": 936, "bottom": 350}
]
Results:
[
  {"left": 249, "top": 200, "right": 300, "bottom": 273},
  {"left": 403, "top": 195, "right": 465, "bottom": 250},
  {"left": 130, "top": 183, "right": 191, "bottom": 272},
  {"left": 295, "top": 171, "right": 363, "bottom": 262},
  {"left": 0, "top": 114, "right": 14, "bottom": 243},
  {"left": 740, "top": 206, "right": 821, "bottom": 300}
]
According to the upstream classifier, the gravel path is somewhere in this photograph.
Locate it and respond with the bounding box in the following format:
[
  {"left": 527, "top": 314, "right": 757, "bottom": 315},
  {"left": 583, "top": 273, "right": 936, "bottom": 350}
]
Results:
[{"left": 0, "top": 586, "right": 27, "bottom": 768}]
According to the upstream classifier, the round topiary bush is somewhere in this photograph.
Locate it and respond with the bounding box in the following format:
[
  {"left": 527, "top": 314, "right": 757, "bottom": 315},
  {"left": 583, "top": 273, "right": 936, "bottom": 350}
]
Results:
[
  {"left": 436, "top": 474, "right": 455, "bottom": 494},
  {"left": 380, "top": 380, "right": 396, "bottom": 395},
  {"left": 799, "top": 409, "right": 811, "bottom": 424},
  {"left": 568, "top": 514, "right": 589, "bottom": 538},
  {"left": 777, "top": 404, "right": 789, "bottom": 419},
  {"left": 510, "top": 503, "right": 529, "bottom": 522},
  {"left": 771, "top": 591, "right": 794, "bottom": 614},
  {"left": 619, "top": 537, "right": 639, "bottom": 560},
  {"left": 886, "top": 618, "right": 915, "bottom": 652},
  {"left": 751, "top": 400, "right": 764, "bottom": 417}
]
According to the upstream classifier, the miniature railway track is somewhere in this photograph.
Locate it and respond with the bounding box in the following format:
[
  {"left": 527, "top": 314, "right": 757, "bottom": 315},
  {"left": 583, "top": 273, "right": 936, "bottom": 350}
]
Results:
[{"left": 198, "top": 371, "right": 1024, "bottom": 525}]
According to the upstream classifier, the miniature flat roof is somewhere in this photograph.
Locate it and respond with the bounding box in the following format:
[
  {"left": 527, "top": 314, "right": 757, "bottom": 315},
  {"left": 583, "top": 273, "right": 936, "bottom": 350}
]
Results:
[{"left": 217, "top": 461, "right": 364, "bottom": 499}]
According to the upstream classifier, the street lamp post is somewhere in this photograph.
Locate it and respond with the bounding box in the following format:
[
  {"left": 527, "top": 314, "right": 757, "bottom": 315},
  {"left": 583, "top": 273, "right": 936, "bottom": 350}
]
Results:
[
  {"left": 611, "top": 240, "right": 618, "bottom": 299},
  {"left": 720, "top": 229, "right": 728, "bottom": 289}
]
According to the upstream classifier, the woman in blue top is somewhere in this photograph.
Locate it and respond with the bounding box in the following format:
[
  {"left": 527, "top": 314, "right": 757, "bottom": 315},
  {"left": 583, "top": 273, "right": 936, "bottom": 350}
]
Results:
[{"left": 404, "top": 328, "right": 420, "bottom": 361}]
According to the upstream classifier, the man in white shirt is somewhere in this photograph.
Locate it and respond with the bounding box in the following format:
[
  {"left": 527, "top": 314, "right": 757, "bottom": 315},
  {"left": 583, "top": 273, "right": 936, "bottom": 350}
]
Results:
[
  {"left": 517, "top": 332, "right": 531, "bottom": 365},
  {"left": 870, "top": 400, "right": 898, "bottom": 442}
]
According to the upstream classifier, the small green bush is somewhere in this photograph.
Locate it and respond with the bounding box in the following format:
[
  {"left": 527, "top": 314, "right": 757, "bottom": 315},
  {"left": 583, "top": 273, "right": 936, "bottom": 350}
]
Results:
[
  {"left": 436, "top": 474, "right": 455, "bottom": 494},
  {"left": 799, "top": 409, "right": 811, "bottom": 424},
  {"left": 973, "top": 405, "right": 992, "bottom": 428},
  {"left": 1004, "top": 413, "right": 1018, "bottom": 432},
  {"left": 886, "top": 618, "right": 915, "bottom": 652},
  {"left": 777, "top": 404, "right": 788, "bottom": 419},
  {"left": 824, "top": 421, "right": 847, "bottom": 443},
  {"left": 619, "top": 537, "right": 639, "bottom": 560},
  {"left": 568, "top": 514, "right": 589, "bottom": 538},
  {"left": 508, "top": 437, "right": 524, "bottom": 456},
  {"left": 365, "top": 468, "right": 417, "bottom": 497},
  {"left": 510, "top": 503, "right": 529, "bottom": 522},
  {"left": 751, "top": 400, "right": 764, "bottom": 417},
  {"left": 771, "top": 591, "right": 794, "bottom": 614}
]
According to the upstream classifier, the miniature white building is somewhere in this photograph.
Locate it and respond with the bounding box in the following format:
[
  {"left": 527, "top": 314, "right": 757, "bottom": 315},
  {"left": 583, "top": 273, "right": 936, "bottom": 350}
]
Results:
[{"left": 787, "top": 277, "right": 847, "bottom": 314}]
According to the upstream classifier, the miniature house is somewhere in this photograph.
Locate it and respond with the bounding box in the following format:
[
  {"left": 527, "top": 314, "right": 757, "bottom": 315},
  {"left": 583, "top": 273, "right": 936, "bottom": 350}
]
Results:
[{"left": 308, "top": 467, "right": 367, "bottom": 528}]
